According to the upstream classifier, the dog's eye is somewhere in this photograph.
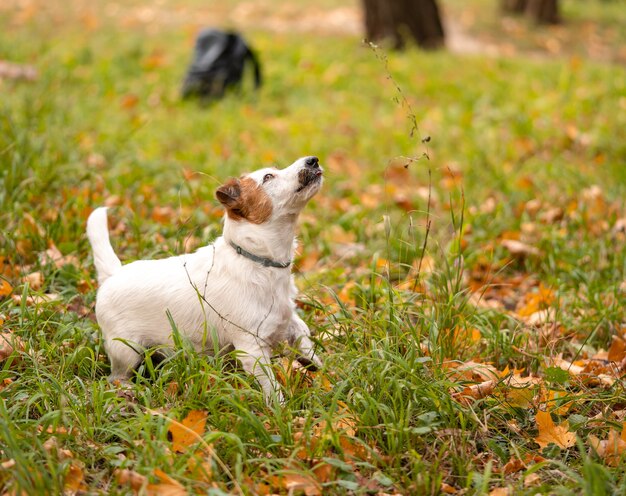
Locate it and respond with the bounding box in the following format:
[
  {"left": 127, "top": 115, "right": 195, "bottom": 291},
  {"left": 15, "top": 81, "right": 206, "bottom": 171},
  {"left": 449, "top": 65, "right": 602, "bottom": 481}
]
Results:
[{"left": 262, "top": 173, "right": 274, "bottom": 183}]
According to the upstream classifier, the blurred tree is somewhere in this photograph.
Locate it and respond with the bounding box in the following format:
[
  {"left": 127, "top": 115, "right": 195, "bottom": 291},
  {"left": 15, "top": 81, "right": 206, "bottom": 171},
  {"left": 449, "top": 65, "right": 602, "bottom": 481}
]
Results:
[
  {"left": 501, "top": 0, "right": 560, "bottom": 24},
  {"left": 362, "top": 0, "right": 445, "bottom": 50}
]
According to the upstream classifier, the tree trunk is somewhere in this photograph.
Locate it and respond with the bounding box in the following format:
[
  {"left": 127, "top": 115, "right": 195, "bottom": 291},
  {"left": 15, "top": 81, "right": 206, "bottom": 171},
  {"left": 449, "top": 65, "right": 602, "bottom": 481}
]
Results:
[
  {"left": 526, "top": 0, "right": 559, "bottom": 24},
  {"left": 501, "top": 0, "right": 526, "bottom": 14},
  {"left": 362, "top": 0, "right": 445, "bottom": 50},
  {"left": 501, "top": 0, "right": 560, "bottom": 24}
]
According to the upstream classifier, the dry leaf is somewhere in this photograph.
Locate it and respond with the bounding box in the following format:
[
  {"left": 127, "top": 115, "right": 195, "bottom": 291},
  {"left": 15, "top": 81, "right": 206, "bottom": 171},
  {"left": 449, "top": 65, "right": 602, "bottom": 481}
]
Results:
[
  {"left": 440, "top": 482, "right": 458, "bottom": 494},
  {"left": 524, "top": 472, "right": 541, "bottom": 487},
  {"left": 22, "top": 271, "right": 43, "bottom": 291},
  {"left": 517, "top": 284, "right": 555, "bottom": 317},
  {"left": 0, "top": 279, "right": 12, "bottom": 298},
  {"left": 116, "top": 469, "right": 187, "bottom": 496},
  {"left": 489, "top": 488, "right": 511, "bottom": 496},
  {"left": 588, "top": 423, "right": 626, "bottom": 467},
  {"left": 11, "top": 293, "right": 60, "bottom": 306},
  {"left": 608, "top": 335, "right": 626, "bottom": 362},
  {"left": 501, "top": 239, "right": 541, "bottom": 257},
  {"left": 0, "top": 332, "right": 25, "bottom": 361},
  {"left": 64, "top": 463, "right": 87, "bottom": 494},
  {"left": 271, "top": 473, "right": 321, "bottom": 496},
  {"left": 121, "top": 94, "right": 139, "bottom": 109},
  {"left": 453, "top": 379, "right": 496, "bottom": 405},
  {"left": 168, "top": 410, "right": 207, "bottom": 453},
  {"left": 41, "top": 243, "right": 79, "bottom": 269},
  {"left": 0, "top": 60, "right": 37, "bottom": 81},
  {"left": 534, "top": 410, "right": 576, "bottom": 449}
]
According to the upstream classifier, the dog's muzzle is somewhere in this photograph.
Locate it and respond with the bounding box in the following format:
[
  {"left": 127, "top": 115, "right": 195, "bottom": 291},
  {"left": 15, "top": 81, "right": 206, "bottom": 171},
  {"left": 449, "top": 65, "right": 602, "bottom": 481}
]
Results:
[{"left": 296, "top": 156, "right": 323, "bottom": 192}]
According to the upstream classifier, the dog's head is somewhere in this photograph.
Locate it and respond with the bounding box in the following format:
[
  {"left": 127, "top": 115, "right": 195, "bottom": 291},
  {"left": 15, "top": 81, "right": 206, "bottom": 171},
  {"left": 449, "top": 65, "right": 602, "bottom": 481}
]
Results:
[{"left": 216, "top": 156, "right": 323, "bottom": 223}]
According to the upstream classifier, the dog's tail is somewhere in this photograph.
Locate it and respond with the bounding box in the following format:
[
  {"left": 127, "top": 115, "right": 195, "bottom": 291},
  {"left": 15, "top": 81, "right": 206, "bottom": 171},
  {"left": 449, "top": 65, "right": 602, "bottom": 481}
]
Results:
[{"left": 87, "top": 207, "right": 122, "bottom": 285}]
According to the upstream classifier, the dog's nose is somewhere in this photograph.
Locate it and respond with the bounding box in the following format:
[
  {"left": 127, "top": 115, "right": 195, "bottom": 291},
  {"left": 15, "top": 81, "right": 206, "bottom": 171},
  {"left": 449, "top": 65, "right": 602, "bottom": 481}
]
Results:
[{"left": 304, "top": 156, "right": 319, "bottom": 168}]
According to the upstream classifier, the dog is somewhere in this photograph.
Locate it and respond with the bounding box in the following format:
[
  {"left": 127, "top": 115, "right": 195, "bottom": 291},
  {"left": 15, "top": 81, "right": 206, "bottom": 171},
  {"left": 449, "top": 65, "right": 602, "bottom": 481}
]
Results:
[{"left": 87, "top": 156, "right": 323, "bottom": 404}]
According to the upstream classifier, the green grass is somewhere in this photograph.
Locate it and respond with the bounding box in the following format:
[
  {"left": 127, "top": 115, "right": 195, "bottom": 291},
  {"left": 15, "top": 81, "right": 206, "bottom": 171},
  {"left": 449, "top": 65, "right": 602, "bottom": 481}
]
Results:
[{"left": 1, "top": 0, "right": 626, "bottom": 494}]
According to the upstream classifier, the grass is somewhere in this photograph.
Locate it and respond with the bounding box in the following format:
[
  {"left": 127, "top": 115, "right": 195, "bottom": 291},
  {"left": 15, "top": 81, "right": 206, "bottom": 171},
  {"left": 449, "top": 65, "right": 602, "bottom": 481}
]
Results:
[{"left": 1, "top": 0, "right": 626, "bottom": 494}]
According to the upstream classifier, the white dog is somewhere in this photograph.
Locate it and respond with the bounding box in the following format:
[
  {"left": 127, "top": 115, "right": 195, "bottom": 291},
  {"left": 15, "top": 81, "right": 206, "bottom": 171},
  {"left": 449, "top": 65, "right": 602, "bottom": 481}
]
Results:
[{"left": 87, "top": 156, "right": 323, "bottom": 403}]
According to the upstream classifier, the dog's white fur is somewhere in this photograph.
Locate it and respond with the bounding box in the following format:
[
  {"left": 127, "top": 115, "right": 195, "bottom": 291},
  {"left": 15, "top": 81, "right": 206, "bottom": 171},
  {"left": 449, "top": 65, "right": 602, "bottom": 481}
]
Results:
[{"left": 87, "top": 156, "right": 323, "bottom": 403}]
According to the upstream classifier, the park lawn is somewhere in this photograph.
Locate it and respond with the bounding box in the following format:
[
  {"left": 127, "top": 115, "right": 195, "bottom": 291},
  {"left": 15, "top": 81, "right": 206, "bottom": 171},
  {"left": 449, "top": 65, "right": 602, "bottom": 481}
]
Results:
[{"left": 1, "top": 0, "right": 625, "bottom": 494}]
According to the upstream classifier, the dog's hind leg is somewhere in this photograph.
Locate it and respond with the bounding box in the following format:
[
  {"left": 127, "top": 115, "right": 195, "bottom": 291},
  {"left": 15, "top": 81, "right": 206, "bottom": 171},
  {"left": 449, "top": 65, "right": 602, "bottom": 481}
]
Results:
[
  {"left": 105, "top": 338, "right": 143, "bottom": 383},
  {"left": 234, "top": 342, "right": 283, "bottom": 405},
  {"left": 288, "top": 316, "right": 322, "bottom": 371}
]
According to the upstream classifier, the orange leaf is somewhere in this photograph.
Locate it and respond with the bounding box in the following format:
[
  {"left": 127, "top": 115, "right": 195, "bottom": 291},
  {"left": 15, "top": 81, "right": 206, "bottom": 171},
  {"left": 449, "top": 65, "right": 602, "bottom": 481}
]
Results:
[
  {"left": 0, "top": 280, "right": 12, "bottom": 298},
  {"left": 453, "top": 379, "right": 496, "bottom": 405},
  {"left": 608, "top": 335, "right": 626, "bottom": 362},
  {"left": 121, "top": 94, "right": 139, "bottom": 110},
  {"left": 64, "top": 463, "right": 87, "bottom": 493},
  {"left": 518, "top": 284, "right": 555, "bottom": 317},
  {"left": 168, "top": 410, "right": 207, "bottom": 453},
  {"left": 534, "top": 410, "right": 576, "bottom": 449}
]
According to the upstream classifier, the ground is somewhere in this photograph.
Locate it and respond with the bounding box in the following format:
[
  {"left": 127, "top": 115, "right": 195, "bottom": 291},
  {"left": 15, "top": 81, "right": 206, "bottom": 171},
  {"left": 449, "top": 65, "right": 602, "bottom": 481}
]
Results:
[{"left": 0, "top": 0, "right": 625, "bottom": 494}]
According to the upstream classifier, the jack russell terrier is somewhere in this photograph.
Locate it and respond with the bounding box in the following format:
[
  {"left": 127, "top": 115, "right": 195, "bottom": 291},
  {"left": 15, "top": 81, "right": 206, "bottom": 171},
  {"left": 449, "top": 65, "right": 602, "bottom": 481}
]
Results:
[{"left": 87, "top": 156, "right": 323, "bottom": 404}]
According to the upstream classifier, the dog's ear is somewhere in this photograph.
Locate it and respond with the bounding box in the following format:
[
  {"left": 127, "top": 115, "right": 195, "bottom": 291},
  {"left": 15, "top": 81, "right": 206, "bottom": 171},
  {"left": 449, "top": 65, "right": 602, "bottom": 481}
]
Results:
[{"left": 216, "top": 179, "right": 241, "bottom": 208}]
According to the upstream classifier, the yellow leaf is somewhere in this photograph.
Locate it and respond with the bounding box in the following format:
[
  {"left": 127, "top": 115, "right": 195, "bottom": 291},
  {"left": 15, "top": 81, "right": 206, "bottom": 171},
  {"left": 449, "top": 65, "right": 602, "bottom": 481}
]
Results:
[
  {"left": 534, "top": 410, "right": 576, "bottom": 449},
  {"left": 168, "top": 410, "right": 207, "bottom": 453}
]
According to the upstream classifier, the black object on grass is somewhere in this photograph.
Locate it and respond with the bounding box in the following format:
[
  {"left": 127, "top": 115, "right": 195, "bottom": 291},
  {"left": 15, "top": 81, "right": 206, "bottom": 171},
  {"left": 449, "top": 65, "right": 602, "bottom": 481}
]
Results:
[{"left": 181, "top": 28, "right": 262, "bottom": 101}]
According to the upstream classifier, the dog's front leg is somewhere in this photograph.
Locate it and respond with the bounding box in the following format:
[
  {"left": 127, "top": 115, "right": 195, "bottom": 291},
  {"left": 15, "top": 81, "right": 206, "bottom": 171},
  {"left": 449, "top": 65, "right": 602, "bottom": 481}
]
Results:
[
  {"left": 235, "top": 342, "right": 284, "bottom": 405},
  {"left": 288, "top": 315, "right": 322, "bottom": 370}
]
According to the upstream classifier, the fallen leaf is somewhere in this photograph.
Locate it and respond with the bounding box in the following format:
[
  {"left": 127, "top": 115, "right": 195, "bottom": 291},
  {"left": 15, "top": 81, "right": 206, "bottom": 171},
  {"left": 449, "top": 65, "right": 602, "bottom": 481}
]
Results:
[
  {"left": 588, "top": 423, "right": 626, "bottom": 467},
  {"left": 440, "top": 482, "right": 458, "bottom": 494},
  {"left": 168, "top": 410, "right": 207, "bottom": 453},
  {"left": 534, "top": 410, "right": 576, "bottom": 449},
  {"left": 517, "top": 284, "right": 555, "bottom": 317},
  {"left": 0, "top": 280, "right": 12, "bottom": 298},
  {"left": 64, "top": 463, "right": 87, "bottom": 494},
  {"left": 0, "top": 332, "right": 25, "bottom": 361},
  {"left": 22, "top": 271, "right": 43, "bottom": 291},
  {"left": 41, "top": 243, "right": 79, "bottom": 269},
  {"left": 501, "top": 239, "right": 541, "bottom": 257},
  {"left": 271, "top": 473, "right": 321, "bottom": 496},
  {"left": 11, "top": 293, "right": 60, "bottom": 306},
  {"left": 489, "top": 488, "right": 510, "bottom": 496},
  {"left": 0, "top": 60, "right": 37, "bottom": 81},
  {"left": 121, "top": 93, "right": 139, "bottom": 110},
  {"left": 524, "top": 472, "right": 541, "bottom": 487},
  {"left": 608, "top": 335, "right": 626, "bottom": 362},
  {"left": 453, "top": 379, "right": 496, "bottom": 405}
]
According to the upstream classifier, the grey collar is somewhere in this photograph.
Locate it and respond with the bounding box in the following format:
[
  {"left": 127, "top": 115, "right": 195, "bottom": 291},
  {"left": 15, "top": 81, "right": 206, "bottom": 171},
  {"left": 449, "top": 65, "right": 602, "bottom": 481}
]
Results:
[{"left": 229, "top": 241, "right": 291, "bottom": 269}]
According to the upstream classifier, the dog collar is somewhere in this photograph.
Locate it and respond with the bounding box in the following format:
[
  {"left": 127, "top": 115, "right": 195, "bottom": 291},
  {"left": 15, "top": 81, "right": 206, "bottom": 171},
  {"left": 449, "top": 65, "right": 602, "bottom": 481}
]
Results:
[{"left": 229, "top": 241, "right": 291, "bottom": 268}]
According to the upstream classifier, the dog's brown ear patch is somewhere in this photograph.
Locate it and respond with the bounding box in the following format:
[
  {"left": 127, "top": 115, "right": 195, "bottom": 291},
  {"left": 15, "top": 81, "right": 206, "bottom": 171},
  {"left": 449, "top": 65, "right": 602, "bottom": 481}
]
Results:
[
  {"left": 216, "top": 177, "right": 272, "bottom": 224},
  {"left": 216, "top": 179, "right": 241, "bottom": 208}
]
